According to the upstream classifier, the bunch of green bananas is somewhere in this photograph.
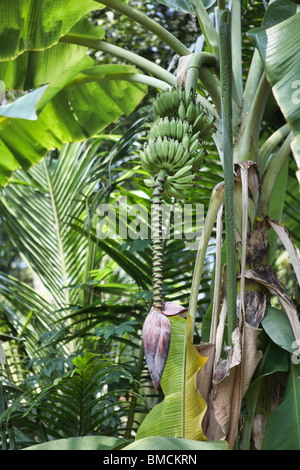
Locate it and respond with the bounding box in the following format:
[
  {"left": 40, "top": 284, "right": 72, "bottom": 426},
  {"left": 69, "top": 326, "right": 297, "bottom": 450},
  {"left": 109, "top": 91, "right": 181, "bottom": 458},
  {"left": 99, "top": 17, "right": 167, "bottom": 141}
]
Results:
[{"left": 140, "top": 86, "right": 215, "bottom": 199}]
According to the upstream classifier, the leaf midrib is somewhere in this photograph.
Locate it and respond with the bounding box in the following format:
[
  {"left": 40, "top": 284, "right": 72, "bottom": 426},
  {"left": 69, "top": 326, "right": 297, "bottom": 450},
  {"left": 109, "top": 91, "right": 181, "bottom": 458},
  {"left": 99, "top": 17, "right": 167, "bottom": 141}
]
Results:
[{"left": 43, "top": 159, "right": 70, "bottom": 309}]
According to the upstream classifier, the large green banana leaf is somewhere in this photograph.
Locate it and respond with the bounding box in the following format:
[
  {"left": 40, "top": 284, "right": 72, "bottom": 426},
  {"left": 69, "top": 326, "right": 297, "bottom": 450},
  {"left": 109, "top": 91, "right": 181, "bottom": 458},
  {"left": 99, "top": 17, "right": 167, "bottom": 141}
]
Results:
[
  {"left": 248, "top": 1, "right": 300, "bottom": 179},
  {"left": 0, "top": 3, "right": 147, "bottom": 187},
  {"left": 0, "top": 0, "right": 100, "bottom": 62},
  {"left": 0, "top": 63, "right": 147, "bottom": 186},
  {"left": 123, "top": 436, "right": 228, "bottom": 450},
  {"left": 23, "top": 435, "right": 228, "bottom": 450},
  {"left": 0, "top": 18, "right": 105, "bottom": 90},
  {"left": 261, "top": 361, "right": 300, "bottom": 450},
  {"left": 136, "top": 315, "right": 208, "bottom": 441}
]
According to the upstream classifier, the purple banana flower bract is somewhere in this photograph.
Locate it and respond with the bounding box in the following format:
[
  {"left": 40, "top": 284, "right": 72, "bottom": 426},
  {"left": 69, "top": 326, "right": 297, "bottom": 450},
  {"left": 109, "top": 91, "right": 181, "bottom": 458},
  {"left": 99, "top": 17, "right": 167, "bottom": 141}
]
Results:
[{"left": 142, "top": 302, "right": 188, "bottom": 392}]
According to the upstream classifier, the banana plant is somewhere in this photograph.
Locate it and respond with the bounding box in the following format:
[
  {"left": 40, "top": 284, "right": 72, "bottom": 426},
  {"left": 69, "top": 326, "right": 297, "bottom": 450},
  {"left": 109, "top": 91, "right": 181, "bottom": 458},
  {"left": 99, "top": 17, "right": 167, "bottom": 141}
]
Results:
[{"left": 1, "top": 0, "right": 300, "bottom": 450}]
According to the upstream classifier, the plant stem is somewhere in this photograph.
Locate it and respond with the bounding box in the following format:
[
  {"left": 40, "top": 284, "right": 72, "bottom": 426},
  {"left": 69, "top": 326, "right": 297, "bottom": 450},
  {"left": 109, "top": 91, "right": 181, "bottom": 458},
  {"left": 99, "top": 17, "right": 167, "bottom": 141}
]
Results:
[
  {"left": 219, "top": 9, "right": 236, "bottom": 346},
  {"left": 95, "top": 0, "right": 190, "bottom": 56},
  {"left": 234, "top": 74, "right": 270, "bottom": 164},
  {"left": 259, "top": 123, "right": 291, "bottom": 174},
  {"left": 125, "top": 341, "right": 145, "bottom": 439},
  {"left": 218, "top": 0, "right": 226, "bottom": 10},
  {"left": 242, "top": 49, "right": 264, "bottom": 117},
  {"left": 231, "top": 0, "right": 243, "bottom": 107},
  {"left": 60, "top": 36, "right": 176, "bottom": 86},
  {"left": 259, "top": 132, "right": 293, "bottom": 215},
  {"left": 199, "top": 68, "right": 222, "bottom": 115},
  {"left": 241, "top": 378, "right": 263, "bottom": 450},
  {"left": 189, "top": 183, "right": 225, "bottom": 342},
  {"left": 64, "top": 72, "right": 171, "bottom": 91},
  {"left": 184, "top": 52, "right": 218, "bottom": 101}
]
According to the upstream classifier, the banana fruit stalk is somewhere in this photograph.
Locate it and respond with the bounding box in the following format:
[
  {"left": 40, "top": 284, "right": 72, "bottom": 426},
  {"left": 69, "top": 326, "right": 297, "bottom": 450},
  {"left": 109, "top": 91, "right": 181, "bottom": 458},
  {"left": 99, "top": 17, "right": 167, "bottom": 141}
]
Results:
[{"left": 141, "top": 86, "right": 216, "bottom": 391}]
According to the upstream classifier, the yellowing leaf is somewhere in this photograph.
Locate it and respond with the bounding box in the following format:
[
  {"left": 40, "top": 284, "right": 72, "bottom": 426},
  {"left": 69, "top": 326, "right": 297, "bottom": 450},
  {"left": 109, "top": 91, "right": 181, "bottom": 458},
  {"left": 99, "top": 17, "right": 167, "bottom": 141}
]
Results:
[{"left": 185, "top": 338, "right": 208, "bottom": 440}]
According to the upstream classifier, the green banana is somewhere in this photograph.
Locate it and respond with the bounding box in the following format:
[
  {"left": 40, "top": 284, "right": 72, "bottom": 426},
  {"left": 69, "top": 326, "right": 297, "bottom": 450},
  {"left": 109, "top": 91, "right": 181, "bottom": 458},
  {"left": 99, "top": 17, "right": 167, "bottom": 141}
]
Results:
[
  {"left": 171, "top": 181, "right": 194, "bottom": 189},
  {"left": 152, "top": 98, "right": 161, "bottom": 119},
  {"left": 192, "top": 151, "right": 205, "bottom": 171},
  {"left": 186, "top": 101, "right": 196, "bottom": 123},
  {"left": 189, "top": 130, "right": 201, "bottom": 145},
  {"left": 168, "top": 138, "right": 176, "bottom": 160},
  {"left": 162, "top": 136, "right": 169, "bottom": 157},
  {"left": 171, "top": 87, "right": 181, "bottom": 112},
  {"left": 201, "top": 115, "right": 216, "bottom": 139},
  {"left": 140, "top": 151, "right": 157, "bottom": 174},
  {"left": 163, "top": 116, "right": 171, "bottom": 136},
  {"left": 174, "top": 147, "right": 192, "bottom": 168},
  {"left": 154, "top": 137, "right": 164, "bottom": 160},
  {"left": 182, "top": 134, "right": 190, "bottom": 150},
  {"left": 189, "top": 137, "right": 200, "bottom": 155},
  {"left": 144, "top": 178, "right": 155, "bottom": 187},
  {"left": 178, "top": 85, "right": 185, "bottom": 101},
  {"left": 192, "top": 112, "right": 208, "bottom": 133},
  {"left": 167, "top": 164, "right": 193, "bottom": 181},
  {"left": 161, "top": 90, "right": 176, "bottom": 115},
  {"left": 154, "top": 94, "right": 167, "bottom": 117},
  {"left": 145, "top": 142, "right": 160, "bottom": 166},
  {"left": 164, "top": 183, "right": 185, "bottom": 199},
  {"left": 140, "top": 85, "right": 216, "bottom": 201},
  {"left": 176, "top": 119, "right": 184, "bottom": 141},
  {"left": 175, "top": 174, "right": 195, "bottom": 184},
  {"left": 182, "top": 121, "right": 191, "bottom": 139},
  {"left": 167, "top": 184, "right": 186, "bottom": 199},
  {"left": 170, "top": 118, "right": 177, "bottom": 139},
  {"left": 178, "top": 100, "right": 186, "bottom": 121},
  {"left": 170, "top": 142, "right": 185, "bottom": 166},
  {"left": 148, "top": 122, "right": 159, "bottom": 140}
]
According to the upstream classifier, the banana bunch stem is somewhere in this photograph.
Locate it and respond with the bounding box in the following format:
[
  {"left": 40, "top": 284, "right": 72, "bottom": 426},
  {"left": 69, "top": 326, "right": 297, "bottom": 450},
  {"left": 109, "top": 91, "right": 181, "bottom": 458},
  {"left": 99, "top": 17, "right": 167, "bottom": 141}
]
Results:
[
  {"left": 140, "top": 85, "right": 216, "bottom": 310},
  {"left": 141, "top": 85, "right": 216, "bottom": 392},
  {"left": 151, "top": 169, "right": 167, "bottom": 311}
]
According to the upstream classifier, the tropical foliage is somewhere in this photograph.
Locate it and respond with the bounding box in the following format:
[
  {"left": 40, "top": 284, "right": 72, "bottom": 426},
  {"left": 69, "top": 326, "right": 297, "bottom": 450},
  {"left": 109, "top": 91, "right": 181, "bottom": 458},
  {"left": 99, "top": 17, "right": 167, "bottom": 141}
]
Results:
[{"left": 0, "top": 0, "right": 300, "bottom": 451}]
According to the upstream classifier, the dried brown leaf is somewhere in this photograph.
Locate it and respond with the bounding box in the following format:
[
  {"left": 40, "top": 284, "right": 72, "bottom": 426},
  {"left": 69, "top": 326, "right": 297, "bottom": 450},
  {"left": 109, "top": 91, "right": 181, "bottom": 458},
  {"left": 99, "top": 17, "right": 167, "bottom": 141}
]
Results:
[{"left": 245, "top": 265, "right": 300, "bottom": 342}]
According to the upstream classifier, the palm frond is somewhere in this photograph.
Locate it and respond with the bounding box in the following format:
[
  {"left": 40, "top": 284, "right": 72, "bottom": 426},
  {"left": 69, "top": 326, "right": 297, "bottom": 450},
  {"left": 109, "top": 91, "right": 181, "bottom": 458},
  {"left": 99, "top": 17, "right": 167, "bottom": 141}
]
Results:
[
  {"left": 0, "top": 141, "right": 99, "bottom": 307},
  {"left": 0, "top": 353, "right": 146, "bottom": 448}
]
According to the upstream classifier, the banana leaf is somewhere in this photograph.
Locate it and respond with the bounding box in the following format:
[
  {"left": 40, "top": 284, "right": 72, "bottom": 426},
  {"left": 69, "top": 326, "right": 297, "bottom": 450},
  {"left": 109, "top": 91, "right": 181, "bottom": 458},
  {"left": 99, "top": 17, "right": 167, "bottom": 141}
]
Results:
[
  {"left": 123, "top": 436, "right": 228, "bottom": 450},
  {"left": 0, "top": 0, "right": 100, "bottom": 62},
  {"left": 247, "top": 1, "right": 300, "bottom": 176},
  {"left": 0, "top": 63, "right": 147, "bottom": 187},
  {"left": 0, "top": 18, "right": 105, "bottom": 91},
  {"left": 23, "top": 435, "right": 127, "bottom": 450},
  {"left": 261, "top": 361, "right": 300, "bottom": 450}
]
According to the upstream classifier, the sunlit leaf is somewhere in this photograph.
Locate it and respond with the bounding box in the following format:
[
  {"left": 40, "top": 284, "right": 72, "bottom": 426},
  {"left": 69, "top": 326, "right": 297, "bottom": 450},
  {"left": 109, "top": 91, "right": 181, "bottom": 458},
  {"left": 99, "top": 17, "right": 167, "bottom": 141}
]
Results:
[
  {"left": 0, "top": 0, "right": 101, "bottom": 61},
  {"left": 0, "top": 64, "right": 147, "bottom": 187},
  {"left": 248, "top": 3, "right": 300, "bottom": 167},
  {"left": 123, "top": 436, "right": 228, "bottom": 450}
]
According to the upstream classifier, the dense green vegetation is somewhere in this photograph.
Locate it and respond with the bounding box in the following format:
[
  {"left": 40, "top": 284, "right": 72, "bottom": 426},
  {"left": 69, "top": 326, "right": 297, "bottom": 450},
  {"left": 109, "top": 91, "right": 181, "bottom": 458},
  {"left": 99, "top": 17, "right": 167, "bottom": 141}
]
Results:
[{"left": 0, "top": 0, "right": 299, "bottom": 451}]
